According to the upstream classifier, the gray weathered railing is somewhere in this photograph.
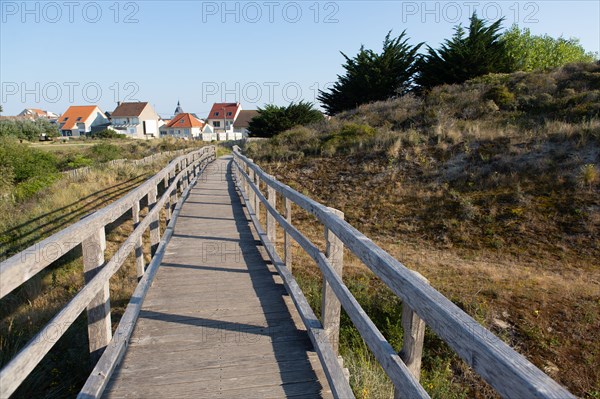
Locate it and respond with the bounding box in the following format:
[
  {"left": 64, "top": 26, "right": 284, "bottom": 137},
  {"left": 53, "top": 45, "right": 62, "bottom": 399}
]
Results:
[
  {"left": 231, "top": 146, "right": 575, "bottom": 399},
  {"left": 0, "top": 146, "right": 216, "bottom": 398}
]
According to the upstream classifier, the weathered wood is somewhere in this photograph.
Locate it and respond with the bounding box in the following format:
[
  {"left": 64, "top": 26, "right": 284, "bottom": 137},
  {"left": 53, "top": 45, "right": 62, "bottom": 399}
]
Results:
[
  {"left": 0, "top": 149, "right": 215, "bottom": 399},
  {"left": 400, "top": 272, "right": 428, "bottom": 382},
  {"left": 82, "top": 158, "right": 335, "bottom": 399},
  {"left": 284, "top": 197, "right": 292, "bottom": 272},
  {"left": 79, "top": 157, "right": 208, "bottom": 399},
  {"left": 232, "top": 148, "right": 576, "bottom": 399},
  {"left": 235, "top": 169, "right": 354, "bottom": 399},
  {"left": 82, "top": 227, "right": 111, "bottom": 362},
  {"left": 322, "top": 207, "right": 344, "bottom": 355},
  {"left": 148, "top": 186, "right": 160, "bottom": 257},
  {"left": 131, "top": 200, "right": 145, "bottom": 280},
  {"left": 0, "top": 147, "right": 214, "bottom": 300},
  {"left": 254, "top": 171, "right": 261, "bottom": 220},
  {"left": 234, "top": 161, "right": 426, "bottom": 397},
  {"left": 266, "top": 185, "right": 276, "bottom": 243},
  {"left": 248, "top": 168, "right": 256, "bottom": 215}
]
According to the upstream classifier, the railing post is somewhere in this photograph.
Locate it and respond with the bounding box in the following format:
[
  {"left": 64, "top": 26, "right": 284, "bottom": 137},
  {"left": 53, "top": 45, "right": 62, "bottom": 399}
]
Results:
[
  {"left": 322, "top": 207, "right": 344, "bottom": 354},
  {"left": 248, "top": 167, "right": 256, "bottom": 214},
  {"left": 131, "top": 200, "right": 145, "bottom": 279},
  {"left": 266, "top": 185, "right": 276, "bottom": 243},
  {"left": 148, "top": 186, "right": 160, "bottom": 256},
  {"left": 254, "top": 172, "right": 261, "bottom": 219},
  {"left": 395, "top": 272, "right": 428, "bottom": 398},
  {"left": 284, "top": 197, "right": 292, "bottom": 272},
  {"left": 82, "top": 227, "right": 111, "bottom": 363},
  {"left": 163, "top": 174, "right": 171, "bottom": 223}
]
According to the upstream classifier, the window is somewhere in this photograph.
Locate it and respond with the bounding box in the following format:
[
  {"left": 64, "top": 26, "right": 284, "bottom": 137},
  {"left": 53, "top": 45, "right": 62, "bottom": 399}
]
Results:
[
  {"left": 63, "top": 117, "right": 69, "bottom": 121},
  {"left": 215, "top": 112, "right": 219, "bottom": 116},
  {"left": 213, "top": 121, "right": 221, "bottom": 127},
  {"left": 184, "top": 129, "right": 190, "bottom": 135},
  {"left": 76, "top": 117, "right": 82, "bottom": 121},
  {"left": 180, "top": 118, "right": 185, "bottom": 124},
  {"left": 227, "top": 112, "right": 232, "bottom": 116}
]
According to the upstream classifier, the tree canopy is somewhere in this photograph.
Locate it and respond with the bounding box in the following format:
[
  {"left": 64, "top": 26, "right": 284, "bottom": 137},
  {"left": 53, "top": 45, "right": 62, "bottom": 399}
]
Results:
[
  {"left": 415, "top": 13, "right": 513, "bottom": 90},
  {"left": 318, "top": 31, "right": 422, "bottom": 115},
  {"left": 247, "top": 101, "right": 324, "bottom": 138},
  {"left": 502, "top": 25, "right": 597, "bottom": 72}
]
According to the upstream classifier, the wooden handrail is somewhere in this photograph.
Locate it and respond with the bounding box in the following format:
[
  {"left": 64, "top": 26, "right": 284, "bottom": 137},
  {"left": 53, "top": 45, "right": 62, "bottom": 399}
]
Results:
[
  {"left": 231, "top": 146, "right": 575, "bottom": 399},
  {"left": 0, "top": 146, "right": 216, "bottom": 398}
]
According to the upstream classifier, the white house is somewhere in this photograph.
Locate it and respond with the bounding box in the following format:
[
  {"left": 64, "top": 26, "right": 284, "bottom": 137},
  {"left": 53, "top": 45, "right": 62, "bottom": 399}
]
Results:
[
  {"left": 233, "top": 110, "right": 259, "bottom": 138},
  {"left": 206, "top": 102, "right": 243, "bottom": 140},
  {"left": 110, "top": 102, "right": 161, "bottom": 139},
  {"left": 161, "top": 113, "right": 206, "bottom": 139},
  {"left": 58, "top": 105, "right": 109, "bottom": 137},
  {"left": 18, "top": 108, "right": 59, "bottom": 121}
]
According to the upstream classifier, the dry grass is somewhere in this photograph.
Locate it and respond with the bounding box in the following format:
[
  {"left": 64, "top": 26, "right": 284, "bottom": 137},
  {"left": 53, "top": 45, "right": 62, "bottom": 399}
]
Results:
[
  {"left": 0, "top": 155, "right": 181, "bottom": 398},
  {"left": 245, "top": 64, "right": 600, "bottom": 398}
]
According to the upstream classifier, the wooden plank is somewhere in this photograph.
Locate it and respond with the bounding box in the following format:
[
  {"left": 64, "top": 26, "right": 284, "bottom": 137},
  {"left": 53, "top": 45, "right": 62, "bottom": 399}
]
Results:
[
  {"left": 131, "top": 200, "right": 145, "bottom": 280},
  {"left": 322, "top": 207, "right": 344, "bottom": 355},
  {"left": 233, "top": 160, "right": 354, "bottom": 399},
  {"left": 0, "top": 148, "right": 213, "bottom": 300},
  {"left": 82, "top": 157, "right": 332, "bottom": 399},
  {"left": 148, "top": 186, "right": 160, "bottom": 257},
  {"left": 0, "top": 150, "right": 213, "bottom": 399},
  {"left": 267, "top": 185, "right": 276, "bottom": 243},
  {"left": 78, "top": 156, "right": 212, "bottom": 399},
  {"left": 233, "top": 149, "right": 576, "bottom": 399},
  {"left": 82, "top": 227, "right": 111, "bottom": 363},
  {"left": 234, "top": 161, "right": 427, "bottom": 398},
  {"left": 285, "top": 197, "right": 292, "bottom": 272}
]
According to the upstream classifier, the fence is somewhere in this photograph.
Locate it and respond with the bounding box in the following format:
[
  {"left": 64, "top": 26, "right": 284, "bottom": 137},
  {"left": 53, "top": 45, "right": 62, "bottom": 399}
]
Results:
[
  {"left": 231, "top": 145, "right": 575, "bottom": 399},
  {"left": 0, "top": 146, "right": 217, "bottom": 398}
]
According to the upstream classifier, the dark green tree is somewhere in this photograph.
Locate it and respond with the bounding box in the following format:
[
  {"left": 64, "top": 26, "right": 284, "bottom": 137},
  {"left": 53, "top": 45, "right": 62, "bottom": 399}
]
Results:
[
  {"left": 247, "top": 101, "right": 323, "bottom": 138},
  {"left": 318, "top": 31, "right": 422, "bottom": 115},
  {"left": 416, "top": 13, "right": 513, "bottom": 90}
]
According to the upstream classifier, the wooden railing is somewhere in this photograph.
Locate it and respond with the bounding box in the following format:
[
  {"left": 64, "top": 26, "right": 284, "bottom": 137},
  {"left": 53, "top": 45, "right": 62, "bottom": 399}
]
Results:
[
  {"left": 0, "top": 146, "right": 216, "bottom": 398},
  {"left": 231, "top": 146, "right": 575, "bottom": 399}
]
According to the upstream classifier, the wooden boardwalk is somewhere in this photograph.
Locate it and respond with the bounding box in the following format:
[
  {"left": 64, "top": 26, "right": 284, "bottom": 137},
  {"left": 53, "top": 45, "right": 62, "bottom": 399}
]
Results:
[{"left": 103, "top": 157, "right": 332, "bottom": 398}]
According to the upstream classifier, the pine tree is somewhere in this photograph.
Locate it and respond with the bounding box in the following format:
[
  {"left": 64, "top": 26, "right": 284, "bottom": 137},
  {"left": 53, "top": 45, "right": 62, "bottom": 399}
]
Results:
[
  {"left": 416, "top": 13, "right": 513, "bottom": 90},
  {"left": 318, "top": 31, "right": 422, "bottom": 115}
]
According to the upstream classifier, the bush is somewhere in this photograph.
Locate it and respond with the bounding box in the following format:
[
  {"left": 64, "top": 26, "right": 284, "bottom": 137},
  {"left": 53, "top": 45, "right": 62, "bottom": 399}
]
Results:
[
  {"left": 248, "top": 101, "right": 324, "bottom": 138},
  {"left": 0, "top": 119, "right": 59, "bottom": 141},
  {"left": 88, "top": 143, "right": 122, "bottom": 162},
  {"left": 485, "top": 85, "right": 516, "bottom": 109},
  {"left": 91, "top": 129, "right": 126, "bottom": 139}
]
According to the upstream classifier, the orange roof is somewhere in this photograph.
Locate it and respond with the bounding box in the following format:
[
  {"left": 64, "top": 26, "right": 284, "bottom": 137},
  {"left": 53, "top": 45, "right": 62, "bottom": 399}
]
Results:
[
  {"left": 60, "top": 106, "right": 98, "bottom": 130},
  {"left": 208, "top": 103, "right": 240, "bottom": 120},
  {"left": 165, "top": 113, "right": 205, "bottom": 129},
  {"left": 29, "top": 108, "right": 46, "bottom": 116}
]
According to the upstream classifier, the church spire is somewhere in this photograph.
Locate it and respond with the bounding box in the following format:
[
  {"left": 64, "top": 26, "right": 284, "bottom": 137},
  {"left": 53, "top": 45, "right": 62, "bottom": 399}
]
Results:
[{"left": 174, "top": 100, "right": 184, "bottom": 115}]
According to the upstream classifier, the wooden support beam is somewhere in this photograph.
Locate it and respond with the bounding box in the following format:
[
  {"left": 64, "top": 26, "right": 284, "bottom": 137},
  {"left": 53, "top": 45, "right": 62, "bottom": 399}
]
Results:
[
  {"left": 395, "top": 271, "right": 429, "bottom": 397},
  {"left": 131, "top": 201, "right": 145, "bottom": 280},
  {"left": 284, "top": 197, "right": 292, "bottom": 273},
  {"left": 82, "top": 227, "right": 111, "bottom": 363},
  {"left": 266, "top": 185, "right": 276, "bottom": 243},
  {"left": 322, "top": 207, "right": 344, "bottom": 355},
  {"left": 148, "top": 187, "right": 160, "bottom": 257}
]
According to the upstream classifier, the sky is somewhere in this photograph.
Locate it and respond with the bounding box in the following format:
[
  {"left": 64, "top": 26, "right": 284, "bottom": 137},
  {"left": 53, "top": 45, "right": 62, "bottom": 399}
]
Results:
[{"left": 1, "top": 0, "right": 599, "bottom": 118}]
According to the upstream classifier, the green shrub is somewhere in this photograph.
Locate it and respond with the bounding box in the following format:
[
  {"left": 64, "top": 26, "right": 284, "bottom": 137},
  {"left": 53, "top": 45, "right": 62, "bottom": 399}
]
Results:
[
  {"left": 88, "top": 143, "right": 122, "bottom": 162},
  {"left": 91, "top": 129, "right": 126, "bottom": 139},
  {"left": 485, "top": 85, "right": 516, "bottom": 109}
]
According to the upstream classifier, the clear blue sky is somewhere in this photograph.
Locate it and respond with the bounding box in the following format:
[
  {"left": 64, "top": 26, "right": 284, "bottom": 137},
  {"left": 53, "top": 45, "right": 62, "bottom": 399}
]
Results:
[{"left": 1, "top": 0, "right": 599, "bottom": 118}]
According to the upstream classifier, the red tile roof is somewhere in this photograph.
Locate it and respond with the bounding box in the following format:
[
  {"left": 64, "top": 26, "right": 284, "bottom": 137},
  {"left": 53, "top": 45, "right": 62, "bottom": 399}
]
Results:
[
  {"left": 165, "top": 113, "right": 205, "bottom": 129},
  {"left": 208, "top": 103, "right": 241, "bottom": 120},
  {"left": 60, "top": 106, "right": 98, "bottom": 130}
]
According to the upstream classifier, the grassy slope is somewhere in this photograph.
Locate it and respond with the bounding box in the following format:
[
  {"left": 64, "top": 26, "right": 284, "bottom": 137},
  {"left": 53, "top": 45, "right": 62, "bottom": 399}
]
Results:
[{"left": 246, "top": 63, "right": 600, "bottom": 398}]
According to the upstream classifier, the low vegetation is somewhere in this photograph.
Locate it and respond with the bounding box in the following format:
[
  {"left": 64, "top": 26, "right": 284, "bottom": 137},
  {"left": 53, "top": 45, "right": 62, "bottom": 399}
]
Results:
[
  {"left": 0, "top": 137, "right": 205, "bottom": 202},
  {"left": 246, "top": 63, "right": 600, "bottom": 398}
]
